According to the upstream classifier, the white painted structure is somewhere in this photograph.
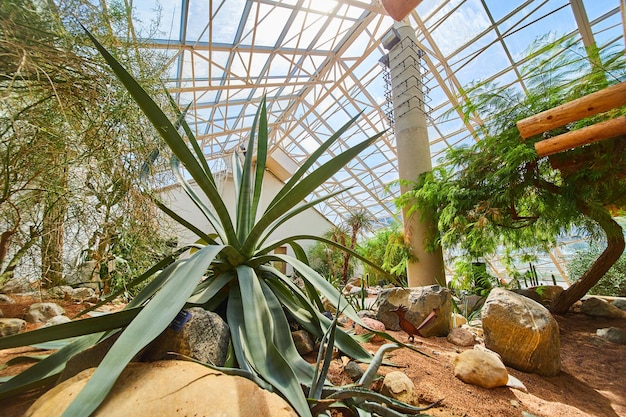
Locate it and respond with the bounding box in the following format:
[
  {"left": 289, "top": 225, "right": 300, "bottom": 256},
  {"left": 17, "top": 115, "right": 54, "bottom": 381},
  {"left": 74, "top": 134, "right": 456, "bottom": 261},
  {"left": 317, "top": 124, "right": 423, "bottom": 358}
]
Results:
[{"left": 161, "top": 168, "right": 334, "bottom": 270}]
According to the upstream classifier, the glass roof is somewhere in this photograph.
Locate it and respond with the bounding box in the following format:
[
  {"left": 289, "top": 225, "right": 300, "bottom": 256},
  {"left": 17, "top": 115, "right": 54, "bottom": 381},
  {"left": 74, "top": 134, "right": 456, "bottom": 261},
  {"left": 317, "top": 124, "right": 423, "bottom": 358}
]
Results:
[{"left": 130, "top": 0, "right": 625, "bottom": 279}]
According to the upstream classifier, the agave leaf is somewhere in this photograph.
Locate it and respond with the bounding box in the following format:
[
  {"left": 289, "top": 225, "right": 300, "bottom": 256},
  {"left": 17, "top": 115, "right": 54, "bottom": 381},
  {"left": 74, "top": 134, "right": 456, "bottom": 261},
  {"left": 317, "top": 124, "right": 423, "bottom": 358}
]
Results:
[
  {"left": 153, "top": 200, "right": 216, "bottom": 244},
  {"left": 251, "top": 97, "right": 268, "bottom": 228},
  {"left": 258, "top": 277, "right": 316, "bottom": 383},
  {"left": 235, "top": 266, "right": 312, "bottom": 417},
  {"left": 0, "top": 355, "right": 47, "bottom": 371},
  {"left": 236, "top": 97, "right": 265, "bottom": 243},
  {"left": 266, "top": 112, "right": 364, "bottom": 210},
  {"left": 310, "top": 308, "right": 340, "bottom": 400},
  {"left": 241, "top": 131, "right": 384, "bottom": 256},
  {"left": 171, "top": 156, "right": 226, "bottom": 242},
  {"left": 226, "top": 288, "right": 257, "bottom": 375},
  {"left": 187, "top": 270, "right": 235, "bottom": 304},
  {"left": 0, "top": 309, "right": 140, "bottom": 350},
  {"left": 358, "top": 343, "right": 400, "bottom": 387},
  {"left": 76, "top": 246, "right": 192, "bottom": 317},
  {"left": 166, "top": 94, "right": 214, "bottom": 183},
  {"left": 278, "top": 235, "right": 395, "bottom": 283},
  {"left": 256, "top": 188, "right": 350, "bottom": 250},
  {"left": 82, "top": 26, "right": 237, "bottom": 244},
  {"left": 60, "top": 245, "right": 224, "bottom": 417},
  {"left": 0, "top": 332, "right": 103, "bottom": 399}
]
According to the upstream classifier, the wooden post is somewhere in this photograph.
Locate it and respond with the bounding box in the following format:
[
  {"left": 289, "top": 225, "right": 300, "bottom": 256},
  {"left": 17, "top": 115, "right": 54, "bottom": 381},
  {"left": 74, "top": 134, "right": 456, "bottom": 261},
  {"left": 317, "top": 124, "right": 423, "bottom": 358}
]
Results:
[
  {"left": 516, "top": 81, "right": 626, "bottom": 139},
  {"left": 534, "top": 116, "right": 626, "bottom": 157},
  {"left": 381, "top": 0, "right": 423, "bottom": 21}
]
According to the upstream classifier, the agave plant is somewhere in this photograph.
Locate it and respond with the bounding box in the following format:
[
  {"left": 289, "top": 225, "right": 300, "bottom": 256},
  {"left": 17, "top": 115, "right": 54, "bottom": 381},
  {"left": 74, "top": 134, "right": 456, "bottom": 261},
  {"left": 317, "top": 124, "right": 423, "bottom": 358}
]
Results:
[{"left": 0, "top": 29, "right": 400, "bottom": 417}]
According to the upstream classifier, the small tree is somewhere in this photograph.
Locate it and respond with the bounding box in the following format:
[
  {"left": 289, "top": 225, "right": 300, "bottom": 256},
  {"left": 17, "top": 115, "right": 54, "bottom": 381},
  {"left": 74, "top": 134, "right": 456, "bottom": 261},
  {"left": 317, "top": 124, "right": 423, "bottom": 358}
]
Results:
[
  {"left": 397, "top": 36, "right": 626, "bottom": 313},
  {"left": 358, "top": 221, "right": 412, "bottom": 285}
]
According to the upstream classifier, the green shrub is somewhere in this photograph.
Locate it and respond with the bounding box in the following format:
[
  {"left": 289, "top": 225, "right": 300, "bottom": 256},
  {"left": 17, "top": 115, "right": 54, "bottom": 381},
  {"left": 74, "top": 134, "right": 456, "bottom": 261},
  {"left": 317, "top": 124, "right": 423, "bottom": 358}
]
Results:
[{"left": 567, "top": 244, "right": 626, "bottom": 296}]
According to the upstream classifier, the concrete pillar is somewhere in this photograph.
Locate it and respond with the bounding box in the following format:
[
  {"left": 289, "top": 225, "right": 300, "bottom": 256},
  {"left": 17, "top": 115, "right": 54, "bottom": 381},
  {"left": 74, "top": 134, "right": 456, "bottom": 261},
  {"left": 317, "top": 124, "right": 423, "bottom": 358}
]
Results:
[{"left": 382, "top": 22, "right": 445, "bottom": 287}]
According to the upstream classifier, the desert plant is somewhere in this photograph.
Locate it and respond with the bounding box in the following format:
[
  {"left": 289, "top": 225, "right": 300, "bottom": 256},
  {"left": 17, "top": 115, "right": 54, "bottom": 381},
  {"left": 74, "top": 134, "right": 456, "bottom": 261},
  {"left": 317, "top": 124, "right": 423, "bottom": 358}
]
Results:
[
  {"left": 307, "top": 306, "right": 439, "bottom": 416},
  {"left": 0, "top": 28, "right": 401, "bottom": 417}
]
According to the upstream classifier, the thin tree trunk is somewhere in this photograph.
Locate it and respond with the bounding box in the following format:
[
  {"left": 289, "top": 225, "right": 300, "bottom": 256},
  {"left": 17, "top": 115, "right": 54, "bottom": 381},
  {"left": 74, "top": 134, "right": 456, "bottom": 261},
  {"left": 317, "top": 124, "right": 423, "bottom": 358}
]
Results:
[{"left": 549, "top": 206, "right": 625, "bottom": 314}]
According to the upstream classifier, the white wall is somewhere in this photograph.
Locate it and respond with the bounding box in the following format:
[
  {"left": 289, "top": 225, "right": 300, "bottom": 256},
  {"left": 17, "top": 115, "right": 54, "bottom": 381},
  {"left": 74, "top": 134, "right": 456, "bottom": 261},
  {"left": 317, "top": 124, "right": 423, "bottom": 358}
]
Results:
[{"left": 160, "top": 169, "right": 333, "bottom": 267}]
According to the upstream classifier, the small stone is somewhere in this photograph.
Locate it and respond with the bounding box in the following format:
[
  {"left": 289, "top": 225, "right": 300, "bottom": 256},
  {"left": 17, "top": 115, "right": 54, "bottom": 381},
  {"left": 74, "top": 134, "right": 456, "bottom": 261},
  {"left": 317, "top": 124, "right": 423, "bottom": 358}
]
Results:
[
  {"left": 610, "top": 299, "right": 626, "bottom": 311},
  {"left": 447, "top": 327, "right": 475, "bottom": 347},
  {"left": 357, "top": 309, "right": 377, "bottom": 320},
  {"left": 453, "top": 350, "right": 509, "bottom": 389},
  {"left": 44, "top": 315, "right": 72, "bottom": 327},
  {"left": 581, "top": 298, "right": 626, "bottom": 318},
  {"left": 510, "top": 400, "right": 520, "bottom": 408},
  {"left": 596, "top": 327, "right": 626, "bottom": 345},
  {"left": 24, "top": 302, "right": 65, "bottom": 323},
  {"left": 450, "top": 313, "right": 467, "bottom": 328},
  {"left": 354, "top": 317, "right": 386, "bottom": 342},
  {"left": 292, "top": 329, "right": 315, "bottom": 355},
  {"left": 71, "top": 287, "right": 96, "bottom": 301},
  {"left": 380, "top": 371, "right": 417, "bottom": 405},
  {"left": 344, "top": 361, "right": 364, "bottom": 382},
  {"left": 48, "top": 286, "right": 73, "bottom": 299},
  {"left": 0, "top": 318, "right": 26, "bottom": 336},
  {"left": 0, "top": 294, "right": 15, "bottom": 303}
]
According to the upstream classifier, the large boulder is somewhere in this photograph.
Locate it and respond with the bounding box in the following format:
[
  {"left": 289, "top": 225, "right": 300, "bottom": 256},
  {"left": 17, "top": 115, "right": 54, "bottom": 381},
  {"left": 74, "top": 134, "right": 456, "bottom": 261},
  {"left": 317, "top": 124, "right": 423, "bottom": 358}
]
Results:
[
  {"left": 0, "top": 318, "right": 26, "bottom": 336},
  {"left": 481, "top": 288, "right": 560, "bottom": 376},
  {"left": 142, "top": 307, "right": 230, "bottom": 366},
  {"left": 26, "top": 361, "right": 298, "bottom": 417},
  {"left": 24, "top": 302, "right": 65, "bottom": 323},
  {"left": 375, "top": 285, "right": 451, "bottom": 337},
  {"left": 453, "top": 349, "right": 508, "bottom": 389}
]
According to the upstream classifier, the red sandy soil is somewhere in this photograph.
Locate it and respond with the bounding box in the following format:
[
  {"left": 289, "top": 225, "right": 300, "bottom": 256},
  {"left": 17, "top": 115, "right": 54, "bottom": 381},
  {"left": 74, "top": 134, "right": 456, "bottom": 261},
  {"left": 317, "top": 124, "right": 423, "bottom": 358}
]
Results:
[{"left": 1, "top": 295, "right": 625, "bottom": 417}]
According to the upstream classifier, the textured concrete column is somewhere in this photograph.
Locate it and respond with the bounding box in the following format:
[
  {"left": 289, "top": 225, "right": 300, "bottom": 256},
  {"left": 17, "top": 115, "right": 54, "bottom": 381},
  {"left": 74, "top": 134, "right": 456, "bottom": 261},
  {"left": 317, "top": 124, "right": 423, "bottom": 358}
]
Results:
[{"left": 384, "top": 22, "right": 445, "bottom": 286}]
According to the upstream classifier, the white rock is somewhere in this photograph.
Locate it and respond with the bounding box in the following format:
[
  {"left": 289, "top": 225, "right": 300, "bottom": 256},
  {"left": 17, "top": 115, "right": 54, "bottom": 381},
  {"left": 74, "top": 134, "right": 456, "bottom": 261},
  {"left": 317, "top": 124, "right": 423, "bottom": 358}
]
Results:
[{"left": 453, "top": 350, "right": 508, "bottom": 389}]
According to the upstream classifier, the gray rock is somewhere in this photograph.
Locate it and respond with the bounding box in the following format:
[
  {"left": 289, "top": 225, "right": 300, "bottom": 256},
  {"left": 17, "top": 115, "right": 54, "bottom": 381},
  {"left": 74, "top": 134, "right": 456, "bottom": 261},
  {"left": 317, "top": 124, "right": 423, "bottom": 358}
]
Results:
[
  {"left": 447, "top": 327, "right": 475, "bottom": 347},
  {"left": 292, "top": 329, "right": 315, "bottom": 355},
  {"left": 344, "top": 361, "right": 364, "bottom": 382},
  {"left": 48, "top": 286, "right": 73, "bottom": 299},
  {"left": 1, "top": 278, "right": 32, "bottom": 293},
  {"left": 0, "top": 318, "right": 26, "bottom": 336},
  {"left": 24, "top": 302, "right": 65, "bottom": 323},
  {"left": 142, "top": 307, "right": 230, "bottom": 366},
  {"left": 375, "top": 285, "right": 451, "bottom": 337},
  {"left": 453, "top": 349, "right": 508, "bottom": 389},
  {"left": 610, "top": 299, "right": 626, "bottom": 311},
  {"left": 71, "top": 287, "right": 97, "bottom": 301},
  {"left": 481, "top": 288, "right": 560, "bottom": 376},
  {"left": 357, "top": 309, "right": 378, "bottom": 320},
  {"left": 380, "top": 371, "right": 417, "bottom": 405},
  {"left": 0, "top": 294, "right": 15, "bottom": 303},
  {"left": 596, "top": 327, "right": 626, "bottom": 345},
  {"left": 581, "top": 297, "right": 626, "bottom": 318}
]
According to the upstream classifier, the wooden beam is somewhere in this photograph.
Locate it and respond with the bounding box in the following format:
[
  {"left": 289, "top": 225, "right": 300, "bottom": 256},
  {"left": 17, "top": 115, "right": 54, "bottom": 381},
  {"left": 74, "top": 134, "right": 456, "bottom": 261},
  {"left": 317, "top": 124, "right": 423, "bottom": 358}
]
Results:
[
  {"left": 517, "top": 81, "right": 626, "bottom": 139},
  {"left": 534, "top": 115, "right": 626, "bottom": 157}
]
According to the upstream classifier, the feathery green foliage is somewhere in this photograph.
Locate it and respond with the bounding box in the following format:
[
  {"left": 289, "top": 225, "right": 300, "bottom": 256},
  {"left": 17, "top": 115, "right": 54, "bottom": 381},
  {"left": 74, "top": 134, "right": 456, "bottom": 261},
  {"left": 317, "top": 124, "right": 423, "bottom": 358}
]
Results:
[{"left": 396, "top": 35, "right": 626, "bottom": 313}]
